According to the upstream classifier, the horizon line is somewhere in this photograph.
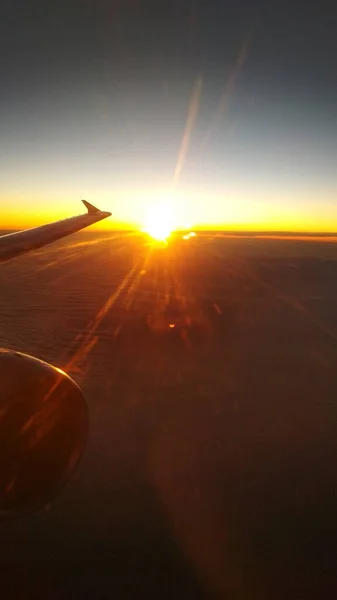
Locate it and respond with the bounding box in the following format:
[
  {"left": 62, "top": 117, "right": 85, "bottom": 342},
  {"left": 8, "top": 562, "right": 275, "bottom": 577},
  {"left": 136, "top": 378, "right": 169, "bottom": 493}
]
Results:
[{"left": 2, "top": 226, "right": 337, "bottom": 239}]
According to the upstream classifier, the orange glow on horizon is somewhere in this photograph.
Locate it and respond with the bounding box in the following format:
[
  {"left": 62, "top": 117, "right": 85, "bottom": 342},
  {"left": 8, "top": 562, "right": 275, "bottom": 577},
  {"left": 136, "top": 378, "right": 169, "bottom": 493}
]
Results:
[{"left": 2, "top": 190, "right": 337, "bottom": 234}]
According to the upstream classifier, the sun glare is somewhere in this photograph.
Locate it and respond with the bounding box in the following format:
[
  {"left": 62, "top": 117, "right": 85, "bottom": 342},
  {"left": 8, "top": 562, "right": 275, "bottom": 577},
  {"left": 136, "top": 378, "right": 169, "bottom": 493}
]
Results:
[
  {"left": 142, "top": 200, "right": 176, "bottom": 242},
  {"left": 139, "top": 191, "right": 194, "bottom": 242}
]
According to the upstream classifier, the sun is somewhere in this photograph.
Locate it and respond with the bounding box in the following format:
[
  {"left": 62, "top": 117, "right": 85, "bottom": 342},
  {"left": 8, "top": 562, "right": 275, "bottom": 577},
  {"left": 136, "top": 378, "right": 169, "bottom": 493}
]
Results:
[
  {"left": 142, "top": 200, "right": 177, "bottom": 242},
  {"left": 139, "top": 190, "right": 193, "bottom": 242}
]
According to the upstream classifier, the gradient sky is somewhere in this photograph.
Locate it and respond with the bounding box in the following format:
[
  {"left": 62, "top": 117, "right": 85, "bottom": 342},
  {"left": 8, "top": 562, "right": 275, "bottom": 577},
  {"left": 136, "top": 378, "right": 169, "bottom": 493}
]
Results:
[{"left": 1, "top": 0, "right": 337, "bottom": 231}]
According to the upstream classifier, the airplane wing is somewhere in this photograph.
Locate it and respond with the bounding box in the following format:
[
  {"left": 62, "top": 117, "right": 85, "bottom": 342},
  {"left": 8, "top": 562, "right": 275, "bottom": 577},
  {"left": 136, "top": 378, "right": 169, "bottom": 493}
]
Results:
[{"left": 0, "top": 200, "right": 111, "bottom": 263}]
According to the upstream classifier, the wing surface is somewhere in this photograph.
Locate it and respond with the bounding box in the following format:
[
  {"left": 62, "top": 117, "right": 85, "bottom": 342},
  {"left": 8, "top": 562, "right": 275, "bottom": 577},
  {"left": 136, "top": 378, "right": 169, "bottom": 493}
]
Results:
[{"left": 0, "top": 200, "right": 111, "bottom": 262}]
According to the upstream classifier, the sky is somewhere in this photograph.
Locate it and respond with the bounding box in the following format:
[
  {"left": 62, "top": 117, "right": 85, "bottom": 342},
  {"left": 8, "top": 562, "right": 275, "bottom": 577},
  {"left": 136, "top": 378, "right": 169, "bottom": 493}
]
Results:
[{"left": 1, "top": 0, "right": 336, "bottom": 231}]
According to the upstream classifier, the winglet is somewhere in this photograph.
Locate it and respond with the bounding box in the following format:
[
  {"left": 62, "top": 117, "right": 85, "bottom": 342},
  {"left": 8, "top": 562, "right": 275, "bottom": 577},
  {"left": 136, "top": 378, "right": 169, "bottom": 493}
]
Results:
[{"left": 81, "top": 200, "right": 100, "bottom": 214}]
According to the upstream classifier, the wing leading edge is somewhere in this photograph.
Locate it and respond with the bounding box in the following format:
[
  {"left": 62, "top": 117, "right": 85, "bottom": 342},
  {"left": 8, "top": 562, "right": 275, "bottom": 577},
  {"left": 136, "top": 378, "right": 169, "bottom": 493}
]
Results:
[{"left": 0, "top": 200, "right": 111, "bottom": 263}]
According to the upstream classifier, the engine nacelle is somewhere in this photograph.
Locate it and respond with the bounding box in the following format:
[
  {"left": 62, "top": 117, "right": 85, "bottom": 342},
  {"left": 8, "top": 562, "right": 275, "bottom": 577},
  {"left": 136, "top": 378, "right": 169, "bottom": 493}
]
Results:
[{"left": 0, "top": 349, "right": 88, "bottom": 519}]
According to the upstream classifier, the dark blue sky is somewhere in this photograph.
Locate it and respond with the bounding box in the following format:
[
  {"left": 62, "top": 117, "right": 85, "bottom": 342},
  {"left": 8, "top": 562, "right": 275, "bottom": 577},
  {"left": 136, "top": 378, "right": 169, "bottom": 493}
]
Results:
[{"left": 1, "top": 0, "right": 337, "bottom": 229}]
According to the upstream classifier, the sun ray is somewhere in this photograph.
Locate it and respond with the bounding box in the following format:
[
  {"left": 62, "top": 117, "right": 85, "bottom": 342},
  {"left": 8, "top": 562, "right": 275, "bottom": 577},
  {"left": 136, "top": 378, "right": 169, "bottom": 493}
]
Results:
[
  {"left": 63, "top": 257, "right": 141, "bottom": 373},
  {"left": 172, "top": 75, "right": 203, "bottom": 188}
]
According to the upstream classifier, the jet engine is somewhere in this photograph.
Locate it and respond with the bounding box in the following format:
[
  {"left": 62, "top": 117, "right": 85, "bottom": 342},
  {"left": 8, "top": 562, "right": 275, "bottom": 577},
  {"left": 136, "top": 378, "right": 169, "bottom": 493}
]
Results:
[{"left": 0, "top": 349, "right": 88, "bottom": 519}]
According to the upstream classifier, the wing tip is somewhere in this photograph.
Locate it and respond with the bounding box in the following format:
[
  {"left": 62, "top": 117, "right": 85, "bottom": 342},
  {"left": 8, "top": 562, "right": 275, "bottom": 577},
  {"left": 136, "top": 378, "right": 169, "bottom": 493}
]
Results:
[{"left": 81, "top": 199, "right": 100, "bottom": 214}]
